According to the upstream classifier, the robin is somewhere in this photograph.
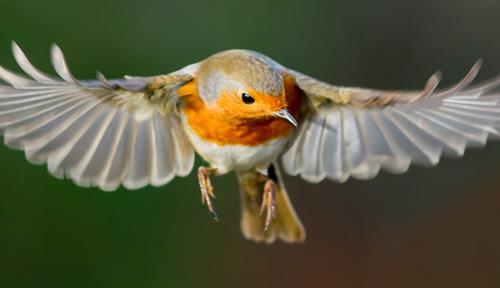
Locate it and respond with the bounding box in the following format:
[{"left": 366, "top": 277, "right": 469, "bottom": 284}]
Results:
[{"left": 0, "top": 42, "right": 499, "bottom": 243}]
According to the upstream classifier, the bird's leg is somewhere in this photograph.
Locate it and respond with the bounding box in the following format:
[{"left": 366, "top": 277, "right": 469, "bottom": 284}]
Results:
[
  {"left": 198, "top": 166, "right": 218, "bottom": 221},
  {"left": 260, "top": 178, "right": 277, "bottom": 232}
]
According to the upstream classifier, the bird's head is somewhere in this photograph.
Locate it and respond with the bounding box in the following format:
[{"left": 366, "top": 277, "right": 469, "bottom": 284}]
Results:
[{"left": 195, "top": 50, "right": 298, "bottom": 126}]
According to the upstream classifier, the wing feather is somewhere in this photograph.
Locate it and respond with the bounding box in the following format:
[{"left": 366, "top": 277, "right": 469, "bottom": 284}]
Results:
[
  {"left": 284, "top": 61, "right": 500, "bottom": 182},
  {"left": 50, "top": 44, "right": 78, "bottom": 84},
  {"left": 368, "top": 111, "right": 411, "bottom": 173},
  {"left": 379, "top": 110, "right": 436, "bottom": 165},
  {"left": 76, "top": 110, "right": 124, "bottom": 185},
  {"left": 68, "top": 108, "right": 118, "bottom": 185},
  {"left": 168, "top": 115, "right": 195, "bottom": 176},
  {"left": 0, "top": 43, "right": 197, "bottom": 190},
  {"left": 151, "top": 115, "right": 175, "bottom": 186},
  {"left": 300, "top": 113, "right": 326, "bottom": 183},
  {"left": 124, "top": 120, "right": 151, "bottom": 189},
  {"left": 12, "top": 42, "right": 57, "bottom": 84},
  {"left": 104, "top": 115, "right": 138, "bottom": 190},
  {"left": 47, "top": 104, "right": 109, "bottom": 176},
  {"left": 98, "top": 113, "right": 133, "bottom": 191},
  {"left": 342, "top": 109, "right": 374, "bottom": 179},
  {"left": 352, "top": 110, "right": 381, "bottom": 179},
  {"left": 324, "top": 112, "right": 346, "bottom": 181},
  {"left": 281, "top": 116, "right": 312, "bottom": 176}
]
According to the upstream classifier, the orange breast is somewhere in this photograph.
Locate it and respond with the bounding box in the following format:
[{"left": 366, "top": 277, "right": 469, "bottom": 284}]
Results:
[{"left": 180, "top": 74, "right": 303, "bottom": 146}]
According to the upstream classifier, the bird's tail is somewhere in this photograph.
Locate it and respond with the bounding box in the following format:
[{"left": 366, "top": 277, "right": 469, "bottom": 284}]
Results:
[{"left": 236, "top": 163, "right": 305, "bottom": 243}]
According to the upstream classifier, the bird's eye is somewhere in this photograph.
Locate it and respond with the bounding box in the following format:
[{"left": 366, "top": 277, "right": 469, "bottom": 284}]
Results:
[{"left": 241, "top": 93, "right": 255, "bottom": 104}]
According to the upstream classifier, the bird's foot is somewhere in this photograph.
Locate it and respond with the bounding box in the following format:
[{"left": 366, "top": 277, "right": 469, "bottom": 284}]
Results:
[
  {"left": 260, "top": 179, "right": 277, "bottom": 231},
  {"left": 198, "top": 166, "right": 218, "bottom": 221}
]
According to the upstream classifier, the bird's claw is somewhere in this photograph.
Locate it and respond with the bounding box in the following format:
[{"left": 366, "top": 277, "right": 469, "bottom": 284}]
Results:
[
  {"left": 260, "top": 179, "right": 277, "bottom": 232},
  {"left": 198, "top": 167, "right": 218, "bottom": 221}
]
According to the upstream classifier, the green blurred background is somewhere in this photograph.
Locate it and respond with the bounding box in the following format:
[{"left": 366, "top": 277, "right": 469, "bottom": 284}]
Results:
[{"left": 1, "top": 0, "right": 500, "bottom": 287}]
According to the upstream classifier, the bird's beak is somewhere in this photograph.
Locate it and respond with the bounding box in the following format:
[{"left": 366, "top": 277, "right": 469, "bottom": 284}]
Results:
[{"left": 273, "top": 108, "right": 298, "bottom": 127}]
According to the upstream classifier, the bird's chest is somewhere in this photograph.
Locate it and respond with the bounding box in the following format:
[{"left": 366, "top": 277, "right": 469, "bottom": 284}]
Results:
[
  {"left": 180, "top": 120, "right": 290, "bottom": 174},
  {"left": 179, "top": 99, "right": 294, "bottom": 173}
]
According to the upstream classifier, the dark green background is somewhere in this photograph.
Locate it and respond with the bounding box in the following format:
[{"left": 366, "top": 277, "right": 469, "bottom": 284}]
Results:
[{"left": 1, "top": 0, "right": 500, "bottom": 287}]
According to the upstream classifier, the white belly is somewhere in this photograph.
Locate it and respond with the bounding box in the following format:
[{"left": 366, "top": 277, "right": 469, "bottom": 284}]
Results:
[{"left": 180, "top": 115, "right": 289, "bottom": 174}]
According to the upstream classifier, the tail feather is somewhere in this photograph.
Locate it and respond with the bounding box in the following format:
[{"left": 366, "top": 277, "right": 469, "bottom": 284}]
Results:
[{"left": 237, "top": 163, "right": 305, "bottom": 243}]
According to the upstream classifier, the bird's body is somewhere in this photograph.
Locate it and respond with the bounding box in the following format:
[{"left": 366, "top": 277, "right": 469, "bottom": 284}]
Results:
[
  {"left": 181, "top": 118, "right": 290, "bottom": 174},
  {"left": 1, "top": 43, "right": 500, "bottom": 243},
  {"left": 178, "top": 51, "right": 303, "bottom": 174}
]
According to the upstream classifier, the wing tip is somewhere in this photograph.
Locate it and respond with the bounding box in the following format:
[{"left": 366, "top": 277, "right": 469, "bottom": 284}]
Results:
[{"left": 50, "top": 43, "right": 79, "bottom": 84}]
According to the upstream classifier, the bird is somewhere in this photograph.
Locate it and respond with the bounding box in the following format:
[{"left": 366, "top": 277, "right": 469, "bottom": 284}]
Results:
[{"left": 0, "top": 42, "right": 499, "bottom": 244}]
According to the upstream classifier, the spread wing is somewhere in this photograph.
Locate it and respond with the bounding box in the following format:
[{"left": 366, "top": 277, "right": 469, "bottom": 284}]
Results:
[
  {"left": 282, "top": 61, "right": 500, "bottom": 183},
  {"left": 0, "top": 42, "right": 198, "bottom": 190}
]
